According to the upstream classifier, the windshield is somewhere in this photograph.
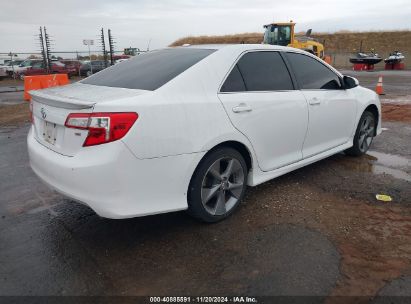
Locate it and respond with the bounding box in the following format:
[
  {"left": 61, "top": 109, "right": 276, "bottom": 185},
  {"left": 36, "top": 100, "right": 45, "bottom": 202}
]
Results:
[
  {"left": 31, "top": 62, "right": 44, "bottom": 68},
  {"left": 263, "top": 25, "right": 292, "bottom": 46},
  {"left": 81, "top": 48, "right": 216, "bottom": 91},
  {"left": 11, "top": 60, "right": 23, "bottom": 66},
  {"left": 20, "top": 60, "right": 34, "bottom": 67}
]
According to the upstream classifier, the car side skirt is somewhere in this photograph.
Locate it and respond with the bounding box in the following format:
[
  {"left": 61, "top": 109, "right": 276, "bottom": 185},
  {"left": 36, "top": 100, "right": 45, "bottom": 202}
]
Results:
[{"left": 248, "top": 141, "right": 353, "bottom": 186}]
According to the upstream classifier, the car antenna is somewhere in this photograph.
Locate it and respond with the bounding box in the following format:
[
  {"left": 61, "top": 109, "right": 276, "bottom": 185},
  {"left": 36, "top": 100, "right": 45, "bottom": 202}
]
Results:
[{"left": 147, "top": 39, "right": 152, "bottom": 52}]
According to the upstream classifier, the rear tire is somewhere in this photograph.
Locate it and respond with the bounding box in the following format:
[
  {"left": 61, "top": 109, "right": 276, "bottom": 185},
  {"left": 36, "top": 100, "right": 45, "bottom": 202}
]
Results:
[
  {"left": 187, "top": 147, "right": 248, "bottom": 223},
  {"left": 345, "top": 111, "right": 376, "bottom": 156}
]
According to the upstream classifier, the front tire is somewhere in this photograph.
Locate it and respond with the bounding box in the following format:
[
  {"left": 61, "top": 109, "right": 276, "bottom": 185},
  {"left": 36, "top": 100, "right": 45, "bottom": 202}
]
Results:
[
  {"left": 188, "top": 147, "right": 248, "bottom": 222},
  {"left": 345, "top": 111, "right": 376, "bottom": 156}
]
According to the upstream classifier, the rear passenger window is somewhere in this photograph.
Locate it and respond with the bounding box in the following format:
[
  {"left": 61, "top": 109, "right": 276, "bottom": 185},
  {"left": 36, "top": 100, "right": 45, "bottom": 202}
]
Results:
[
  {"left": 220, "top": 51, "right": 294, "bottom": 92},
  {"left": 286, "top": 53, "right": 341, "bottom": 90},
  {"left": 82, "top": 48, "right": 216, "bottom": 91},
  {"left": 221, "top": 65, "right": 246, "bottom": 92},
  {"left": 238, "top": 52, "right": 293, "bottom": 91}
]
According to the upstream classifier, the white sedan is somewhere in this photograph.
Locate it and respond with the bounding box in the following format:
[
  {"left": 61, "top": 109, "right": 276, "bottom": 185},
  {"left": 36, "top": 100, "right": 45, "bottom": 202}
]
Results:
[
  {"left": 28, "top": 44, "right": 381, "bottom": 222},
  {"left": 0, "top": 66, "right": 6, "bottom": 79}
]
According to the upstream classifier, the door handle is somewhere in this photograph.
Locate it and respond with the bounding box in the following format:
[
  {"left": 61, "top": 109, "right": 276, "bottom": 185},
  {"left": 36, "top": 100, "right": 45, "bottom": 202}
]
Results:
[
  {"left": 232, "top": 104, "right": 252, "bottom": 113},
  {"left": 309, "top": 97, "right": 321, "bottom": 105}
]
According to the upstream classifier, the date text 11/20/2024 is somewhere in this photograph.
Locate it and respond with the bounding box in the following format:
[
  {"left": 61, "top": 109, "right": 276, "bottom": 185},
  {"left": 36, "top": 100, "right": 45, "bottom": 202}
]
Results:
[{"left": 149, "top": 297, "right": 258, "bottom": 303}]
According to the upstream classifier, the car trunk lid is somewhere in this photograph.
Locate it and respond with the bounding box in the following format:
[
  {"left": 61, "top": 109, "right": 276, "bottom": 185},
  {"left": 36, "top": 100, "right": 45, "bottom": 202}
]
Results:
[{"left": 30, "top": 83, "right": 147, "bottom": 156}]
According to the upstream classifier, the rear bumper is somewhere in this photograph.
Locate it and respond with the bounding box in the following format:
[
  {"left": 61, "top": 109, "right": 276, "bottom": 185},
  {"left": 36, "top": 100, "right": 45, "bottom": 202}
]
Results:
[{"left": 27, "top": 127, "right": 204, "bottom": 219}]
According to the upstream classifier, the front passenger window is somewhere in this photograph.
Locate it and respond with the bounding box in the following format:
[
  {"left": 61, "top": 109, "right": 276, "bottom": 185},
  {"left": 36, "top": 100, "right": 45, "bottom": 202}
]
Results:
[{"left": 286, "top": 53, "right": 341, "bottom": 90}]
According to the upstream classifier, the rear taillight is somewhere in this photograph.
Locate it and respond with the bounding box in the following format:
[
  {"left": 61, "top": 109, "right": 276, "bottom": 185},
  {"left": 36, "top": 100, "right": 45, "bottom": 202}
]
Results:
[{"left": 65, "top": 112, "right": 138, "bottom": 146}]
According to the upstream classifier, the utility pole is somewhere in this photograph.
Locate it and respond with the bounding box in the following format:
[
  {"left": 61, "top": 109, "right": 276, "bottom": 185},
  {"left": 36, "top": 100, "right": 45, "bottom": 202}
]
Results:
[
  {"left": 83, "top": 39, "right": 94, "bottom": 75},
  {"left": 39, "top": 27, "right": 48, "bottom": 73},
  {"left": 108, "top": 29, "right": 115, "bottom": 65},
  {"left": 100, "top": 28, "right": 108, "bottom": 68},
  {"left": 8, "top": 52, "right": 15, "bottom": 80},
  {"left": 76, "top": 51, "right": 80, "bottom": 76},
  {"left": 44, "top": 27, "right": 52, "bottom": 73},
  {"left": 88, "top": 44, "right": 92, "bottom": 74}
]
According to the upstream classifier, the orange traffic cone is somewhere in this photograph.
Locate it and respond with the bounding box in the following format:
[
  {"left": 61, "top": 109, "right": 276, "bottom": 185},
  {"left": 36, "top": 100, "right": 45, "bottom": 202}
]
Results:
[{"left": 375, "top": 76, "right": 385, "bottom": 95}]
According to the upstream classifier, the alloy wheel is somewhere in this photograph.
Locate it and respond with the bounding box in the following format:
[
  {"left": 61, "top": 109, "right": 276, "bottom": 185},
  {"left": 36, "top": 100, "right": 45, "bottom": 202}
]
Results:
[
  {"left": 201, "top": 157, "right": 245, "bottom": 216},
  {"left": 358, "top": 115, "right": 375, "bottom": 153}
]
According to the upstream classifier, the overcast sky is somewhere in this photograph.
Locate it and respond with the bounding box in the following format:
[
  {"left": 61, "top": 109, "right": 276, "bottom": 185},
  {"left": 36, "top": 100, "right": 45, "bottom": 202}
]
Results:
[{"left": 1, "top": 0, "right": 410, "bottom": 54}]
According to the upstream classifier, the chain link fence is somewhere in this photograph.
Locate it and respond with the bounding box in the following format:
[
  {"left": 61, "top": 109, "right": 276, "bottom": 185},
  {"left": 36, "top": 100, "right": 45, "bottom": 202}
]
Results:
[
  {"left": 0, "top": 49, "right": 145, "bottom": 79},
  {"left": 0, "top": 49, "right": 143, "bottom": 61}
]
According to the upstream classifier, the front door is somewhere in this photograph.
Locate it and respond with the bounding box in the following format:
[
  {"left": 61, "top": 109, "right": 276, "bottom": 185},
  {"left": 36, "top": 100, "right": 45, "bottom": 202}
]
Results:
[{"left": 285, "top": 52, "right": 357, "bottom": 158}]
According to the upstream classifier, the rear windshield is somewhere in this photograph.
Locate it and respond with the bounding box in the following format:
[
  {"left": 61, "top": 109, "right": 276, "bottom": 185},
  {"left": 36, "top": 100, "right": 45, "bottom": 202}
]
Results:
[{"left": 81, "top": 48, "right": 216, "bottom": 91}]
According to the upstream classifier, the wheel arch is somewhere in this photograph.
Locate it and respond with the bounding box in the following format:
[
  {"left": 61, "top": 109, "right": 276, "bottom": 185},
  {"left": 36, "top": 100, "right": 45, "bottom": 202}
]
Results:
[
  {"left": 207, "top": 140, "right": 253, "bottom": 171},
  {"left": 188, "top": 140, "right": 254, "bottom": 192},
  {"left": 364, "top": 104, "right": 379, "bottom": 135}
]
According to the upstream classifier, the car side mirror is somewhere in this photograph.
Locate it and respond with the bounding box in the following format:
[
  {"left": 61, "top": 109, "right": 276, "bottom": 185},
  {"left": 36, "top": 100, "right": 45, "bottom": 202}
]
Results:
[{"left": 343, "top": 76, "right": 359, "bottom": 89}]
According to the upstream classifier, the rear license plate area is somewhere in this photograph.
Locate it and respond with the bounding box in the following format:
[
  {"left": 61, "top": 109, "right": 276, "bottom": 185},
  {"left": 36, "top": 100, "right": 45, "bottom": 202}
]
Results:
[{"left": 43, "top": 121, "right": 57, "bottom": 145}]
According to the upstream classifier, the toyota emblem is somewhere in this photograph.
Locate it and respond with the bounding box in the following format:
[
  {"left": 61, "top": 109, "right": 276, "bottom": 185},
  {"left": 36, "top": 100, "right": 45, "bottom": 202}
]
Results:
[{"left": 40, "top": 108, "right": 46, "bottom": 119}]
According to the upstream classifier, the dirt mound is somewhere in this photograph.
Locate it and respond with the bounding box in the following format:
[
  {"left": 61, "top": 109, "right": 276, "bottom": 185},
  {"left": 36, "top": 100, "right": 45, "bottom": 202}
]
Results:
[
  {"left": 171, "top": 31, "right": 411, "bottom": 53},
  {"left": 382, "top": 104, "right": 411, "bottom": 123},
  {"left": 170, "top": 31, "right": 411, "bottom": 67}
]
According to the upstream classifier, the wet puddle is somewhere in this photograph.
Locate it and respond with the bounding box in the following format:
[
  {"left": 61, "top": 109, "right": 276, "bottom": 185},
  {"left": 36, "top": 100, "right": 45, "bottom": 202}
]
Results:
[
  {"left": 338, "top": 150, "right": 411, "bottom": 182},
  {"left": 381, "top": 95, "right": 411, "bottom": 105},
  {"left": 372, "top": 165, "right": 411, "bottom": 182},
  {"left": 367, "top": 151, "right": 410, "bottom": 168}
]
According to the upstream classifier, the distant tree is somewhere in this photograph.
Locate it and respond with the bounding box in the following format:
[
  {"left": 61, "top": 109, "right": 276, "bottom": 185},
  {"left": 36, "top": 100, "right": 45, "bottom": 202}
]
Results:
[
  {"left": 90, "top": 54, "right": 105, "bottom": 60},
  {"left": 77, "top": 54, "right": 106, "bottom": 61}
]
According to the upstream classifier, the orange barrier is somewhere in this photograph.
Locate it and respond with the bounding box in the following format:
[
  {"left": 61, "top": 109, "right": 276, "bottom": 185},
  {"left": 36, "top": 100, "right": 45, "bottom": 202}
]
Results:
[
  {"left": 375, "top": 75, "right": 384, "bottom": 95},
  {"left": 24, "top": 74, "right": 69, "bottom": 101}
]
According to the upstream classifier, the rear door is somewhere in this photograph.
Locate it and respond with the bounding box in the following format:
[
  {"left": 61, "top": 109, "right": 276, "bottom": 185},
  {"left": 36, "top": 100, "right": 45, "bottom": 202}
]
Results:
[
  {"left": 27, "top": 61, "right": 45, "bottom": 75},
  {"left": 51, "top": 63, "right": 64, "bottom": 74},
  {"left": 218, "top": 51, "right": 308, "bottom": 171},
  {"left": 285, "top": 52, "right": 357, "bottom": 158}
]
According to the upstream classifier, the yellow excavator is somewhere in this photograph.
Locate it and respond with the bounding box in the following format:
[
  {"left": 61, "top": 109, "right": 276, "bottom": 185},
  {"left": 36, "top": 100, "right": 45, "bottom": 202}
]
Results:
[{"left": 263, "top": 21, "right": 326, "bottom": 60}]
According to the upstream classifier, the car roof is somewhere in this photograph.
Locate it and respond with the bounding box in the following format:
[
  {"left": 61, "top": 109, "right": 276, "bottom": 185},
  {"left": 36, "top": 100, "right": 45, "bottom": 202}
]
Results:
[
  {"left": 176, "top": 43, "right": 299, "bottom": 52},
  {"left": 175, "top": 43, "right": 342, "bottom": 77}
]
